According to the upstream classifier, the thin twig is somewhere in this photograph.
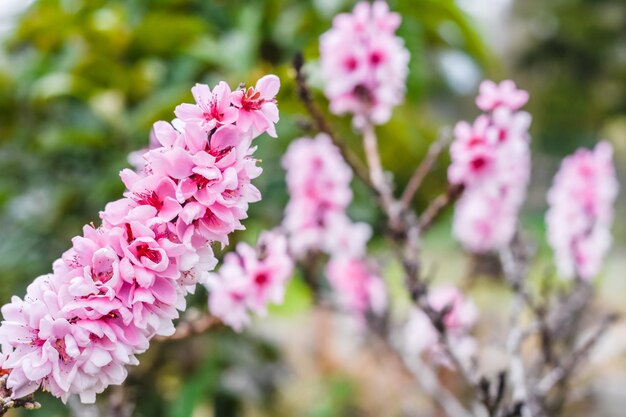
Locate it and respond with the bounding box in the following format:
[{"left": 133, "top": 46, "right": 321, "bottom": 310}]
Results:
[
  {"left": 418, "top": 184, "right": 464, "bottom": 233},
  {"left": 399, "top": 347, "right": 474, "bottom": 417},
  {"left": 400, "top": 128, "right": 451, "bottom": 208},
  {"left": 0, "top": 375, "right": 41, "bottom": 416},
  {"left": 536, "top": 313, "right": 618, "bottom": 394},
  {"left": 362, "top": 123, "right": 396, "bottom": 215}
]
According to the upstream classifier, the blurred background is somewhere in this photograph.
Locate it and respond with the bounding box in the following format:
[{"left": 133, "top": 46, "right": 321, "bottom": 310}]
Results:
[{"left": 0, "top": 0, "right": 624, "bottom": 416}]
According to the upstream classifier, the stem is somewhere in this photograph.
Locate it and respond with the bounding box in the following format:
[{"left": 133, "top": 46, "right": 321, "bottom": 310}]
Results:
[
  {"left": 418, "top": 184, "right": 464, "bottom": 233},
  {"left": 397, "top": 346, "right": 474, "bottom": 417},
  {"left": 400, "top": 129, "right": 451, "bottom": 209},
  {"left": 0, "top": 376, "right": 41, "bottom": 416},
  {"left": 536, "top": 313, "right": 618, "bottom": 394},
  {"left": 362, "top": 123, "right": 395, "bottom": 214}
]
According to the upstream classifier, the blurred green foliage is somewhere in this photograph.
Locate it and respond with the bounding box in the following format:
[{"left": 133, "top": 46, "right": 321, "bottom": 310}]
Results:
[{"left": 513, "top": 0, "right": 626, "bottom": 155}]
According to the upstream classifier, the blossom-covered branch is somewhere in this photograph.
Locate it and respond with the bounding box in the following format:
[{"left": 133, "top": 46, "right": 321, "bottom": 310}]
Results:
[{"left": 0, "top": 74, "right": 281, "bottom": 406}]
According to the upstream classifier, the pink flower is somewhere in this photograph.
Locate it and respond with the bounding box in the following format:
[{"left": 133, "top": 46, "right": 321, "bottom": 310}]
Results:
[
  {"left": 404, "top": 286, "right": 478, "bottom": 368},
  {"left": 546, "top": 141, "right": 618, "bottom": 280},
  {"left": 205, "top": 261, "right": 252, "bottom": 332},
  {"left": 205, "top": 230, "right": 293, "bottom": 331},
  {"left": 326, "top": 257, "right": 386, "bottom": 318},
  {"left": 320, "top": 1, "right": 409, "bottom": 127},
  {"left": 282, "top": 134, "right": 354, "bottom": 257},
  {"left": 476, "top": 80, "right": 529, "bottom": 112},
  {"left": 231, "top": 75, "right": 280, "bottom": 138},
  {"left": 0, "top": 274, "right": 143, "bottom": 403},
  {"left": 0, "top": 75, "right": 279, "bottom": 403},
  {"left": 450, "top": 80, "right": 532, "bottom": 252},
  {"left": 178, "top": 153, "right": 236, "bottom": 205},
  {"left": 175, "top": 82, "right": 238, "bottom": 130},
  {"left": 321, "top": 214, "right": 372, "bottom": 259},
  {"left": 121, "top": 173, "right": 182, "bottom": 223},
  {"left": 452, "top": 189, "right": 518, "bottom": 253}
]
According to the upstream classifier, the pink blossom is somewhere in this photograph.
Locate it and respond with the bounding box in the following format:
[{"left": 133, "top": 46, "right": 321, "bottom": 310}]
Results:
[
  {"left": 0, "top": 76, "right": 279, "bottom": 403},
  {"left": 449, "top": 80, "right": 531, "bottom": 252},
  {"left": 282, "top": 134, "right": 354, "bottom": 257},
  {"left": 121, "top": 174, "right": 182, "bottom": 223},
  {"left": 326, "top": 257, "right": 386, "bottom": 318},
  {"left": 320, "top": 1, "right": 409, "bottom": 128},
  {"left": 476, "top": 80, "right": 529, "bottom": 112},
  {"left": 546, "top": 141, "right": 618, "bottom": 280},
  {"left": 231, "top": 75, "right": 280, "bottom": 138},
  {"left": 281, "top": 134, "right": 387, "bottom": 319},
  {"left": 205, "top": 230, "right": 293, "bottom": 331},
  {"left": 404, "top": 286, "right": 478, "bottom": 368},
  {"left": 175, "top": 82, "right": 238, "bottom": 131},
  {"left": 452, "top": 189, "right": 518, "bottom": 254}
]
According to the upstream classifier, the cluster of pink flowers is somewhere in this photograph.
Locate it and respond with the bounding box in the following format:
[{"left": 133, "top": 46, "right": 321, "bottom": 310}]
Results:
[
  {"left": 404, "top": 286, "right": 478, "bottom": 368},
  {"left": 282, "top": 134, "right": 386, "bottom": 318},
  {"left": 449, "top": 80, "right": 532, "bottom": 253},
  {"left": 205, "top": 230, "right": 293, "bottom": 331},
  {"left": 546, "top": 142, "right": 618, "bottom": 280},
  {"left": 0, "top": 75, "right": 280, "bottom": 403},
  {"left": 319, "top": 1, "right": 409, "bottom": 128}
]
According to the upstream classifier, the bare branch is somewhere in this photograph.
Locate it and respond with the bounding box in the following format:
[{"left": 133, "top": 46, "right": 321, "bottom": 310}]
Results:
[
  {"left": 536, "top": 313, "right": 618, "bottom": 394},
  {"left": 418, "top": 184, "right": 464, "bottom": 233},
  {"left": 0, "top": 375, "right": 41, "bottom": 416},
  {"left": 362, "top": 123, "right": 396, "bottom": 215},
  {"left": 400, "top": 129, "right": 451, "bottom": 208},
  {"left": 68, "top": 396, "right": 100, "bottom": 417},
  {"left": 400, "top": 348, "right": 474, "bottom": 417}
]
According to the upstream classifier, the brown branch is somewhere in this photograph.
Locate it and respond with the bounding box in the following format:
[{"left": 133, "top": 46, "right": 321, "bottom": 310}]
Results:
[
  {"left": 362, "top": 123, "right": 396, "bottom": 215},
  {"left": 536, "top": 313, "right": 619, "bottom": 394},
  {"left": 373, "top": 329, "right": 473, "bottom": 417},
  {"left": 400, "top": 129, "right": 451, "bottom": 208},
  {"left": 0, "top": 376, "right": 40, "bottom": 416},
  {"left": 418, "top": 184, "right": 464, "bottom": 233},
  {"left": 293, "top": 53, "right": 374, "bottom": 191}
]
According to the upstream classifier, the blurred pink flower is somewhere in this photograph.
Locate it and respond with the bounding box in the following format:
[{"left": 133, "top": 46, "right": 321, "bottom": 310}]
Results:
[
  {"left": 449, "top": 80, "right": 531, "bottom": 253},
  {"left": 319, "top": 1, "right": 409, "bottom": 128},
  {"left": 404, "top": 286, "right": 478, "bottom": 368},
  {"left": 282, "top": 134, "right": 353, "bottom": 258},
  {"left": 546, "top": 141, "right": 618, "bottom": 280},
  {"left": 476, "top": 80, "right": 529, "bottom": 112},
  {"left": 326, "top": 257, "right": 386, "bottom": 318},
  {"left": 206, "top": 230, "right": 293, "bottom": 331}
]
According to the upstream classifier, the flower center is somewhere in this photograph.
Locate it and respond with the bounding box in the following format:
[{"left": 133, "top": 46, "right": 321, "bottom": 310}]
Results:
[
  {"left": 241, "top": 87, "right": 264, "bottom": 111},
  {"left": 135, "top": 243, "right": 162, "bottom": 264}
]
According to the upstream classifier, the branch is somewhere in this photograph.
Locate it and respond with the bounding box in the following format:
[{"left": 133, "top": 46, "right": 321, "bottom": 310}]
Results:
[
  {"left": 418, "top": 184, "right": 464, "bottom": 233},
  {"left": 536, "top": 313, "right": 618, "bottom": 394},
  {"left": 362, "top": 123, "right": 396, "bottom": 214},
  {"left": 400, "top": 128, "right": 451, "bottom": 208},
  {"left": 396, "top": 345, "right": 474, "bottom": 417},
  {"left": 0, "top": 376, "right": 40, "bottom": 416}
]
